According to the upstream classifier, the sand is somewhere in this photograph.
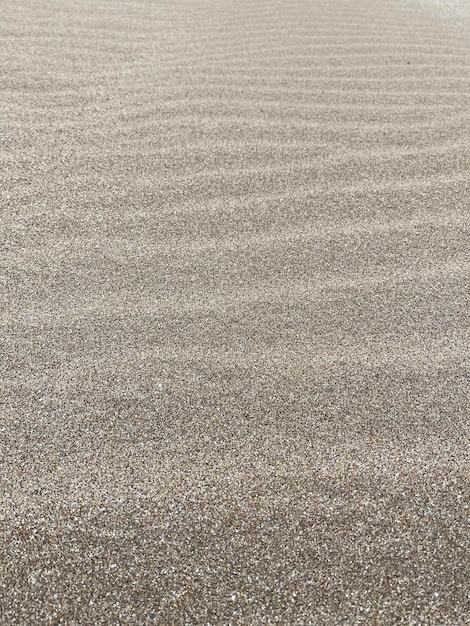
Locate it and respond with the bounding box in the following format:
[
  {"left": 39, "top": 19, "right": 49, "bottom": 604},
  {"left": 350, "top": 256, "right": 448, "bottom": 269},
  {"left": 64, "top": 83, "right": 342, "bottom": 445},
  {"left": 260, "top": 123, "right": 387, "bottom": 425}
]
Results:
[{"left": 1, "top": 0, "right": 469, "bottom": 623}]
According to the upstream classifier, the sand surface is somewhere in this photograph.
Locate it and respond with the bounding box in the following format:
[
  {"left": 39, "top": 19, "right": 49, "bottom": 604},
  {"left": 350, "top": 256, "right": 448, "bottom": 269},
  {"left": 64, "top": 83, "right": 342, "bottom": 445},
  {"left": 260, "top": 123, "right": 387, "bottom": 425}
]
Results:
[{"left": 2, "top": 0, "right": 470, "bottom": 623}]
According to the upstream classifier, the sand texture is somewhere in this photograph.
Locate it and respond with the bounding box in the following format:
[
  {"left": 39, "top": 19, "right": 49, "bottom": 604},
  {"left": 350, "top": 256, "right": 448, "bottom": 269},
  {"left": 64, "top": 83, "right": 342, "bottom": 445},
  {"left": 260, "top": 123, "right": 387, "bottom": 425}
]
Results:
[{"left": 1, "top": 0, "right": 470, "bottom": 623}]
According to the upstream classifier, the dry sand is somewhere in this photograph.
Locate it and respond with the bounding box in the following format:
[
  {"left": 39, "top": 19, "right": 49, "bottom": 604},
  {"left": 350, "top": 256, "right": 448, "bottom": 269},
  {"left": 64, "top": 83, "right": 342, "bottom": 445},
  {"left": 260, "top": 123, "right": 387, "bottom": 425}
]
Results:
[{"left": 1, "top": 0, "right": 470, "bottom": 623}]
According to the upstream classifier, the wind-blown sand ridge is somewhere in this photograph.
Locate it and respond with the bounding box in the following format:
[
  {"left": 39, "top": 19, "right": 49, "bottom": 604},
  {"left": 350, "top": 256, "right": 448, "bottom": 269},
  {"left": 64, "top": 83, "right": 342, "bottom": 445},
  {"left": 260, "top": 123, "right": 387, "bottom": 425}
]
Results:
[{"left": 1, "top": 0, "right": 469, "bottom": 623}]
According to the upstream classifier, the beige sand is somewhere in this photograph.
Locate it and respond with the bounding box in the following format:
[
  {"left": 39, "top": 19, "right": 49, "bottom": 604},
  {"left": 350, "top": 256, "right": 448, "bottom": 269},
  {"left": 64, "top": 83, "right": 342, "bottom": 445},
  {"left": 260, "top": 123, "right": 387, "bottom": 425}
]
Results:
[{"left": 1, "top": 0, "right": 469, "bottom": 623}]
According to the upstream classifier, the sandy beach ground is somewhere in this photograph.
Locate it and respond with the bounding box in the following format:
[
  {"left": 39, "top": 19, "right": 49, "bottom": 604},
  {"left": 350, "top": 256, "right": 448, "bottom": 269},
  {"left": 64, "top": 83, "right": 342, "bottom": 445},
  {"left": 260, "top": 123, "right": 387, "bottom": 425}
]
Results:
[{"left": 1, "top": 0, "right": 469, "bottom": 623}]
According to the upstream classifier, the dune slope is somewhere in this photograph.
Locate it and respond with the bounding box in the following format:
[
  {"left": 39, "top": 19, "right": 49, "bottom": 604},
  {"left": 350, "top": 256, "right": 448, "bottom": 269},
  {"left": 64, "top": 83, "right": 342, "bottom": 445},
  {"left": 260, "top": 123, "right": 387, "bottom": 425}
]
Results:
[{"left": 1, "top": 0, "right": 469, "bottom": 623}]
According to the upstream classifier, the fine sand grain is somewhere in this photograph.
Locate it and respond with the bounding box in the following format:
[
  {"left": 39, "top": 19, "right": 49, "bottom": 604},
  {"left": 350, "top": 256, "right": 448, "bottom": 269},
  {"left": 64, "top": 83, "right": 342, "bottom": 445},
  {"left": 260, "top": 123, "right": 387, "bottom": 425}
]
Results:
[{"left": 1, "top": 0, "right": 470, "bottom": 624}]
